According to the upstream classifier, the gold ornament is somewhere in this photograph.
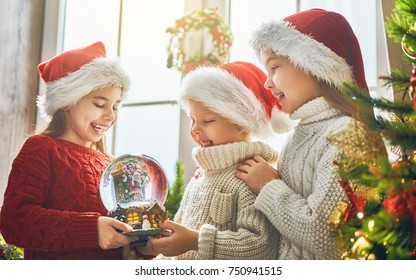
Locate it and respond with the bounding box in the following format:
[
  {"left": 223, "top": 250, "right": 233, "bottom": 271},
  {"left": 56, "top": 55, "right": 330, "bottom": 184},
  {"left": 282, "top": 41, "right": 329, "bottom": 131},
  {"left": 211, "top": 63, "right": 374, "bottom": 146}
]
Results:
[
  {"left": 328, "top": 199, "right": 349, "bottom": 228},
  {"left": 401, "top": 25, "right": 416, "bottom": 60},
  {"left": 368, "top": 165, "right": 382, "bottom": 177},
  {"left": 411, "top": 152, "right": 416, "bottom": 164},
  {"left": 402, "top": 33, "right": 416, "bottom": 60},
  {"left": 327, "top": 119, "right": 386, "bottom": 172}
]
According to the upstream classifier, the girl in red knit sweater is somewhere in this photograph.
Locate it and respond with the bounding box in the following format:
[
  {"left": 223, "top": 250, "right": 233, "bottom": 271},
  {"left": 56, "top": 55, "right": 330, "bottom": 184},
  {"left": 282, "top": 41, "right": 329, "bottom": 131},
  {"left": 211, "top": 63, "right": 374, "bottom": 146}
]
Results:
[{"left": 0, "top": 41, "right": 138, "bottom": 259}]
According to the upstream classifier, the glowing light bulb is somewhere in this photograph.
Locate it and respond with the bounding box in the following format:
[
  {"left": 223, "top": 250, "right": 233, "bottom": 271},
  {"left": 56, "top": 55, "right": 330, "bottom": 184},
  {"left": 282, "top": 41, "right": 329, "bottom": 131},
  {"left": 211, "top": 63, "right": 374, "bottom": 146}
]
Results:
[{"left": 368, "top": 220, "right": 375, "bottom": 231}]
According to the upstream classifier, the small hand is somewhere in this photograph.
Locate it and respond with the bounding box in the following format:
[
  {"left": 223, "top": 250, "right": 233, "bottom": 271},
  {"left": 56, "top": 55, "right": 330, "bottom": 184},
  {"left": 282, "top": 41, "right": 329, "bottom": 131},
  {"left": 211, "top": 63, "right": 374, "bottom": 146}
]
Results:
[
  {"left": 97, "top": 216, "right": 137, "bottom": 250},
  {"left": 235, "top": 155, "right": 280, "bottom": 195},
  {"left": 122, "top": 244, "right": 137, "bottom": 260},
  {"left": 137, "top": 220, "right": 199, "bottom": 257},
  {"left": 122, "top": 244, "right": 149, "bottom": 260}
]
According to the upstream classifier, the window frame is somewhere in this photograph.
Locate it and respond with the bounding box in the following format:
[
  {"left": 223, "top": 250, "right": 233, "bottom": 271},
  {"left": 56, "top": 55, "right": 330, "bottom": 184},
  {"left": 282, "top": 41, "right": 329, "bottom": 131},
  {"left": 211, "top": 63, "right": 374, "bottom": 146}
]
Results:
[{"left": 38, "top": 0, "right": 392, "bottom": 184}]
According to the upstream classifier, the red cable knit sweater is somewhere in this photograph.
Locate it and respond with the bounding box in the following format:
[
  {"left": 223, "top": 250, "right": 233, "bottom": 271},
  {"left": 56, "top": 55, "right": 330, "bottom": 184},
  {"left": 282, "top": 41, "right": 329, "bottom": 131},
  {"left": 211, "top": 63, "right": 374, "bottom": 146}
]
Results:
[{"left": 0, "top": 134, "right": 121, "bottom": 259}]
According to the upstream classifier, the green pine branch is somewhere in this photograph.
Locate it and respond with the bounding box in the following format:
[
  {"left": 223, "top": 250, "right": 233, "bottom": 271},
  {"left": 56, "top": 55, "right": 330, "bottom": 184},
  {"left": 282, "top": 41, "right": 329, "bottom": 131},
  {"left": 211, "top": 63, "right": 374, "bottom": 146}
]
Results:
[
  {"left": 0, "top": 233, "right": 24, "bottom": 260},
  {"left": 378, "top": 118, "right": 416, "bottom": 149},
  {"left": 336, "top": 0, "right": 416, "bottom": 260},
  {"left": 365, "top": 209, "right": 414, "bottom": 259},
  {"left": 342, "top": 82, "right": 415, "bottom": 117},
  {"left": 384, "top": 0, "right": 416, "bottom": 58},
  {"left": 385, "top": 12, "right": 410, "bottom": 43},
  {"left": 164, "top": 161, "right": 185, "bottom": 218},
  {"left": 379, "top": 68, "right": 413, "bottom": 92},
  {"left": 394, "top": 0, "right": 416, "bottom": 20},
  {"left": 342, "top": 82, "right": 416, "bottom": 151}
]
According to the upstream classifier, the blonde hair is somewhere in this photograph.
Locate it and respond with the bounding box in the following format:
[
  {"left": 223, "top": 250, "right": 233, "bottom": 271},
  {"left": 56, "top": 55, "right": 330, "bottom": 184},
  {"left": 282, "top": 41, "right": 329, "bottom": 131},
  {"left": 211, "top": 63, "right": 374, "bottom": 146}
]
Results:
[
  {"left": 319, "top": 81, "right": 387, "bottom": 158},
  {"left": 318, "top": 81, "right": 375, "bottom": 125},
  {"left": 38, "top": 109, "right": 107, "bottom": 154}
]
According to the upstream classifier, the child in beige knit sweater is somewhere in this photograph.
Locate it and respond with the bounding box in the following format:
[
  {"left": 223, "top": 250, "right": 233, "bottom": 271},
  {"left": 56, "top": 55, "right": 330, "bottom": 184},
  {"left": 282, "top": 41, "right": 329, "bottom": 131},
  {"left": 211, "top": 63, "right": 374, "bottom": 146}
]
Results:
[{"left": 129, "top": 61, "right": 294, "bottom": 260}]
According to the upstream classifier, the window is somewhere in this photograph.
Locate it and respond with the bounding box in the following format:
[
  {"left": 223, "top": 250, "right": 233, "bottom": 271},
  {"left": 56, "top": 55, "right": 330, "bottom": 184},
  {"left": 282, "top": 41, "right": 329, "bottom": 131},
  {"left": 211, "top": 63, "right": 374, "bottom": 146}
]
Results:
[
  {"left": 126, "top": 211, "right": 140, "bottom": 225},
  {"left": 228, "top": 0, "right": 384, "bottom": 152},
  {"left": 299, "top": 0, "right": 377, "bottom": 91},
  {"left": 61, "top": 0, "right": 184, "bottom": 184},
  {"left": 228, "top": 0, "right": 298, "bottom": 152},
  {"left": 40, "top": 0, "right": 388, "bottom": 184}
]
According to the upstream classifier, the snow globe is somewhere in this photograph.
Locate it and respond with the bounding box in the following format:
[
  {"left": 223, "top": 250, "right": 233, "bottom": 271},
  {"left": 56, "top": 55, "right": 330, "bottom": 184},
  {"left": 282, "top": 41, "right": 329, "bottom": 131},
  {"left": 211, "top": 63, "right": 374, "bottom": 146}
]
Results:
[{"left": 100, "top": 154, "right": 170, "bottom": 246}]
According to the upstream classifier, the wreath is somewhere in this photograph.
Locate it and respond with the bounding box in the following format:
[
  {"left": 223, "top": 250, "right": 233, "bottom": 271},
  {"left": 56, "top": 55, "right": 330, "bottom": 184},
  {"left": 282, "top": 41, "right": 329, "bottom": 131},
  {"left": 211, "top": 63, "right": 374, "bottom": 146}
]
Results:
[{"left": 166, "top": 7, "right": 233, "bottom": 76}]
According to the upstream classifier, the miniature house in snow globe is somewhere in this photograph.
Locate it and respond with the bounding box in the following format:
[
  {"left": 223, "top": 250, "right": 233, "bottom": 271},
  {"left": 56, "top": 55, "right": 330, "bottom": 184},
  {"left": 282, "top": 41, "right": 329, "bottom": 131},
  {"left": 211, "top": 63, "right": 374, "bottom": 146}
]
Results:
[{"left": 100, "top": 154, "right": 170, "bottom": 245}]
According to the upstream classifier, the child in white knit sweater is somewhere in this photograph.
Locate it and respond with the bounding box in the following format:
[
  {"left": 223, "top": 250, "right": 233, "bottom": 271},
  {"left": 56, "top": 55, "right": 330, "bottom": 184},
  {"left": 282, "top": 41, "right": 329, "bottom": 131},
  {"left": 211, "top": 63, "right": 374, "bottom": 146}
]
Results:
[
  {"left": 131, "top": 61, "right": 293, "bottom": 259},
  {"left": 235, "top": 9, "right": 387, "bottom": 259}
]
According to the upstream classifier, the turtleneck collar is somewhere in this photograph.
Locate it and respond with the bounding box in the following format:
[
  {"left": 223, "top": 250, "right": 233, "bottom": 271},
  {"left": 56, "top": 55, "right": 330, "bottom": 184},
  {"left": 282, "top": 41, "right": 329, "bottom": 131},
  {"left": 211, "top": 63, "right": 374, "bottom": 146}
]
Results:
[
  {"left": 290, "top": 97, "right": 343, "bottom": 125},
  {"left": 192, "top": 141, "right": 278, "bottom": 173}
]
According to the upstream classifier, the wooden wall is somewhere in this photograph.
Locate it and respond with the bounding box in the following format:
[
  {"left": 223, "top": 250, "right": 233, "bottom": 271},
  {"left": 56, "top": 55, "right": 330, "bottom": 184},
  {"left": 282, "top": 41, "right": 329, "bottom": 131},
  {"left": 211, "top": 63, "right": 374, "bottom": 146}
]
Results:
[
  {"left": 0, "top": 0, "right": 45, "bottom": 205},
  {"left": 381, "top": 0, "right": 413, "bottom": 101}
]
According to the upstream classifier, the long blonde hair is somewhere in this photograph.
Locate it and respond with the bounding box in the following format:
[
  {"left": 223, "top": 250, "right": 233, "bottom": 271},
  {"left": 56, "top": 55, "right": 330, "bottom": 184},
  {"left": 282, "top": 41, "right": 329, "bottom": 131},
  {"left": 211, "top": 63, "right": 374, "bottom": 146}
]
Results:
[
  {"left": 319, "top": 81, "right": 375, "bottom": 125},
  {"left": 319, "top": 81, "right": 387, "bottom": 158},
  {"left": 38, "top": 109, "right": 107, "bottom": 154}
]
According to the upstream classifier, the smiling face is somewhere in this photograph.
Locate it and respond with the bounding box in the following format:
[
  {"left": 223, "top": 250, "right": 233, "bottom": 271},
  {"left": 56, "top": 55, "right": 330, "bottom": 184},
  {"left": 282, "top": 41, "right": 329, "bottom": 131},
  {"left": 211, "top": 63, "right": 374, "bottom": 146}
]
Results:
[
  {"left": 188, "top": 100, "right": 250, "bottom": 147},
  {"left": 260, "top": 50, "right": 321, "bottom": 114},
  {"left": 60, "top": 87, "right": 122, "bottom": 147}
]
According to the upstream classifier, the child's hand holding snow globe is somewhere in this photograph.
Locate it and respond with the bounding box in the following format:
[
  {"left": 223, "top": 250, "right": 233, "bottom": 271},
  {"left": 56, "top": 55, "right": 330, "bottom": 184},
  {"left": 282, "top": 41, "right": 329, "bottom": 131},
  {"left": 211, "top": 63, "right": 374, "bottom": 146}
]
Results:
[{"left": 100, "top": 154, "right": 170, "bottom": 246}]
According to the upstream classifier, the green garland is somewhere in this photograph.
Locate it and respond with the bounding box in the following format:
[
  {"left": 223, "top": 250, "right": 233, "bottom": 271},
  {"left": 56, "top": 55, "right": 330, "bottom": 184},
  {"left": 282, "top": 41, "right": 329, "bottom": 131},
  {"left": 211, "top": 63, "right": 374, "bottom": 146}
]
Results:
[
  {"left": 166, "top": 7, "right": 232, "bottom": 76},
  {"left": 0, "top": 233, "right": 23, "bottom": 260}
]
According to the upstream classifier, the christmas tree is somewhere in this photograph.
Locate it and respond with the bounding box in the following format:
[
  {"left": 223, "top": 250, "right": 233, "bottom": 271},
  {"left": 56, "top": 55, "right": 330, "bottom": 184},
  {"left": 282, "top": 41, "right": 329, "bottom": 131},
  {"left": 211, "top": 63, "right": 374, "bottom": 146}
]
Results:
[
  {"left": 164, "top": 161, "right": 185, "bottom": 218},
  {"left": 329, "top": 0, "right": 416, "bottom": 260},
  {"left": 114, "top": 204, "right": 126, "bottom": 222}
]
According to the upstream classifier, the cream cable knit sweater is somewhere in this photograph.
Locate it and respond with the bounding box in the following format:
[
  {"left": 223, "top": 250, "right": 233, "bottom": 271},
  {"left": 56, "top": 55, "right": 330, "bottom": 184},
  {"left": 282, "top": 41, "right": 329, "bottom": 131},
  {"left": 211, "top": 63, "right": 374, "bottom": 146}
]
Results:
[
  {"left": 174, "top": 141, "right": 280, "bottom": 259},
  {"left": 255, "top": 97, "right": 351, "bottom": 259}
]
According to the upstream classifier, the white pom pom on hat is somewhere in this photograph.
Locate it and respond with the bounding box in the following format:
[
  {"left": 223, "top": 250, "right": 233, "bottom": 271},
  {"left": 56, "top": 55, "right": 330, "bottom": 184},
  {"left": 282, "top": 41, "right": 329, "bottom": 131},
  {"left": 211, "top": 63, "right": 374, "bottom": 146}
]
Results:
[{"left": 179, "top": 61, "right": 296, "bottom": 136}]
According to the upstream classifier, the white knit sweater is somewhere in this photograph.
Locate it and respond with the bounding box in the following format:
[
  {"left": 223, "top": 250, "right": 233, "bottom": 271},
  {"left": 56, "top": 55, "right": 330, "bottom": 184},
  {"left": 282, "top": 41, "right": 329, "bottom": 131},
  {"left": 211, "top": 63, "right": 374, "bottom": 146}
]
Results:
[
  {"left": 174, "top": 141, "right": 280, "bottom": 259},
  {"left": 255, "top": 97, "right": 350, "bottom": 259}
]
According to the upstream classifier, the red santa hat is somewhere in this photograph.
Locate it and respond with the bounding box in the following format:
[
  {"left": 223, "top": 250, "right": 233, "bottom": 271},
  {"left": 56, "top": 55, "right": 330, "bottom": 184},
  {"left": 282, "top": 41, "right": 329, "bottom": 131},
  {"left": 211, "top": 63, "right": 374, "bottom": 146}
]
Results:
[
  {"left": 179, "top": 61, "right": 296, "bottom": 136},
  {"left": 249, "top": 8, "right": 368, "bottom": 92},
  {"left": 37, "top": 41, "right": 130, "bottom": 120}
]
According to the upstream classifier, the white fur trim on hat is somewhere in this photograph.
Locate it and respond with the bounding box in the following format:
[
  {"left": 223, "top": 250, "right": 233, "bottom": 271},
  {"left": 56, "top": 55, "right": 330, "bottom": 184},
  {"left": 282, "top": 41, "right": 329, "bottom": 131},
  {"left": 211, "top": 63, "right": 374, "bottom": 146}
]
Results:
[
  {"left": 249, "top": 21, "right": 353, "bottom": 89},
  {"left": 270, "top": 107, "right": 298, "bottom": 133},
  {"left": 37, "top": 57, "right": 130, "bottom": 120},
  {"left": 179, "top": 67, "right": 272, "bottom": 138}
]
